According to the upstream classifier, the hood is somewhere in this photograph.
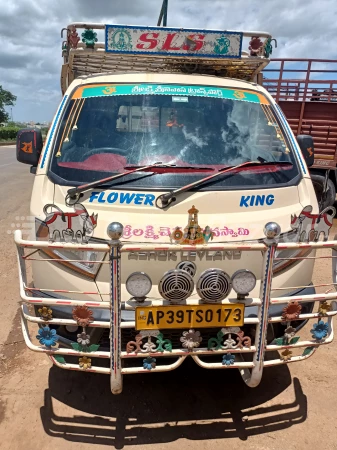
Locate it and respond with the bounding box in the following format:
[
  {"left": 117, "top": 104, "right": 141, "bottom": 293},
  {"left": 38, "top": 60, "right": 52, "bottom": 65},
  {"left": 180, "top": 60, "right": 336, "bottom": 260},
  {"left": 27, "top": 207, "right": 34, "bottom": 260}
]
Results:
[
  {"left": 53, "top": 184, "right": 302, "bottom": 243},
  {"left": 31, "top": 181, "right": 315, "bottom": 303}
]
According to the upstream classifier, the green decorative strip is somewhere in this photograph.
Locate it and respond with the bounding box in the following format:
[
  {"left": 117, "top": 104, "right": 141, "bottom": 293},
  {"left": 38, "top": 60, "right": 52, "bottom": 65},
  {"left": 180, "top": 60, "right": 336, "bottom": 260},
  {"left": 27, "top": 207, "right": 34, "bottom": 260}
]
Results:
[
  {"left": 81, "top": 84, "right": 264, "bottom": 103},
  {"left": 290, "top": 336, "right": 300, "bottom": 345}
]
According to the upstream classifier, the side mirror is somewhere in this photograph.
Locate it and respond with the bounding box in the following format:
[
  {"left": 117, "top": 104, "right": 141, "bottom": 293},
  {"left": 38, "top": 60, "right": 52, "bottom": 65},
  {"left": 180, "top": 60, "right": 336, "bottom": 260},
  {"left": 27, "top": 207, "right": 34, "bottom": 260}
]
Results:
[
  {"left": 297, "top": 135, "right": 314, "bottom": 167},
  {"left": 16, "top": 128, "right": 43, "bottom": 168}
]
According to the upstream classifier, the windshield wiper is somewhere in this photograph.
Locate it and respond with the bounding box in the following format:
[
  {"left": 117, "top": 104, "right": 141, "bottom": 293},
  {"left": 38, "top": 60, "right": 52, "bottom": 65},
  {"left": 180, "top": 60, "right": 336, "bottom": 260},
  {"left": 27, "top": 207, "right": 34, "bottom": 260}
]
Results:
[
  {"left": 65, "top": 162, "right": 212, "bottom": 205},
  {"left": 217, "top": 160, "right": 293, "bottom": 171},
  {"left": 125, "top": 165, "right": 214, "bottom": 172},
  {"left": 155, "top": 160, "right": 293, "bottom": 209},
  {"left": 155, "top": 161, "right": 260, "bottom": 209},
  {"left": 66, "top": 162, "right": 165, "bottom": 204}
]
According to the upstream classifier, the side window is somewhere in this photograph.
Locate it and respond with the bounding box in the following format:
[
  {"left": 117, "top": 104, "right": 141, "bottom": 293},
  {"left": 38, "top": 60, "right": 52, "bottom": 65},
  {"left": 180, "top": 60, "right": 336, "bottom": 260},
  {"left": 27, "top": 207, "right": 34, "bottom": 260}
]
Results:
[{"left": 115, "top": 105, "right": 202, "bottom": 134}]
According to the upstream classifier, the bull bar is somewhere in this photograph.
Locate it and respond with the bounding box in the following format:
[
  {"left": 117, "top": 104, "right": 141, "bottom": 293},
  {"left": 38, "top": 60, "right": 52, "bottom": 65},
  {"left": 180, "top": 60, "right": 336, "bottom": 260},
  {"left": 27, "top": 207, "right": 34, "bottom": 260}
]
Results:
[{"left": 14, "top": 224, "right": 337, "bottom": 394}]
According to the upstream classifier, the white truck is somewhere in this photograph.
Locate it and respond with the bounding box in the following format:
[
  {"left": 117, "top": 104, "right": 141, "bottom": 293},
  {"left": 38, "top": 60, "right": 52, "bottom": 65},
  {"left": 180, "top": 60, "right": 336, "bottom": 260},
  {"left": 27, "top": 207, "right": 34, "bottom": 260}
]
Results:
[{"left": 15, "top": 21, "right": 337, "bottom": 394}]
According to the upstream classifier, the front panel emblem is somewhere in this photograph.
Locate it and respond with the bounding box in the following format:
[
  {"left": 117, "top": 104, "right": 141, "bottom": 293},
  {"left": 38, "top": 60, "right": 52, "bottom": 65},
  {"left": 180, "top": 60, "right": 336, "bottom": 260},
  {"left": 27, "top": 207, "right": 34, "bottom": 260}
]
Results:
[{"left": 170, "top": 205, "right": 214, "bottom": 245}]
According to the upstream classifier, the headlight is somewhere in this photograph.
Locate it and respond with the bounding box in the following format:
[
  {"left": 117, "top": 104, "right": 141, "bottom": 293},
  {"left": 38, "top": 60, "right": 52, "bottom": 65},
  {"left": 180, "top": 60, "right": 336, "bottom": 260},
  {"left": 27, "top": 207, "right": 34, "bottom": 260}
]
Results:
[
  {"left": 126, "top": 272, "right": 152, "bottom": 298},
  {"left": 40, "top": 247, "right": 105, "bottom": 279},
  {"left": 231, "top": 269, "right": 256, "bottom": 295},
  {"left": 36, "top": 219, "right": 105, "bottom": 279}
]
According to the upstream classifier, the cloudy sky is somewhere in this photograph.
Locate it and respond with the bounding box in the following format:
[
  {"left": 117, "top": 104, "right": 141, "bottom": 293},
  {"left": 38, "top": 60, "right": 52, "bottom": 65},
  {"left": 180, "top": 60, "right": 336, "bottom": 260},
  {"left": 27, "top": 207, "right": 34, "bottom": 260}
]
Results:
[{"left": 1, "top": 0, "right": 337, "bottom": 122}]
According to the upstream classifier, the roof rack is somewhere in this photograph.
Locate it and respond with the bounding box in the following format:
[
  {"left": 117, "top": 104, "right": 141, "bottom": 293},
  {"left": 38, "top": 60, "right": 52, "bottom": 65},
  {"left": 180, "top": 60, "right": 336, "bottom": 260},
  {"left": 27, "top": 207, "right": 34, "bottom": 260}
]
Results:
[{"left": 60, "top": 23, "right": 274, "bottom": 94}]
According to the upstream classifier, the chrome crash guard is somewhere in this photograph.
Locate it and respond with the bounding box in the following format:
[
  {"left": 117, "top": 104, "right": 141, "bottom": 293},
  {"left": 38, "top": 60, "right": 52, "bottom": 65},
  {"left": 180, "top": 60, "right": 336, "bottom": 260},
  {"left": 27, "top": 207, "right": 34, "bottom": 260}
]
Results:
[{"left": 14, "top": 226, "right": 337, "bottom": 395}]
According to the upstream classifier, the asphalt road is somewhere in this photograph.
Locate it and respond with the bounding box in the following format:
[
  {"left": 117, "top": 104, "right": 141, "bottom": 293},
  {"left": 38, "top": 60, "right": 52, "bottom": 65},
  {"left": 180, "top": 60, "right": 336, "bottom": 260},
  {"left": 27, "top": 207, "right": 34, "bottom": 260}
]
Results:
[
  {"left": 0, "top": 146, "right": 33, "bottom": 345},
  {"left": 0, "top": 145, "right": 337, "bottom": 450}
]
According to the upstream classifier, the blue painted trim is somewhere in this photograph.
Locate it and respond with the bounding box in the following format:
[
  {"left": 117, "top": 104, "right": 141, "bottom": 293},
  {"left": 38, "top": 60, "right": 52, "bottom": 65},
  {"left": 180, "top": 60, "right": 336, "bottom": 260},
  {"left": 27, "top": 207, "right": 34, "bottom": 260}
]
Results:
[
  {"left": 256, "top": 247, "right": 271, "bottom": 361},
  {"left": 110, "top": 247, "right": 114, "bottom": 372},
  {"left": 117, "top": 250, "right": 121, "bottom": 370},
  {"left": 275, "top": 104, "right": 307, "bottom": 175},
  {"left": 105, "top": 24, "right": 242, "bottom": 59},
  {"left": 40, "top": 95, "right": 68, "bottom": 169}
]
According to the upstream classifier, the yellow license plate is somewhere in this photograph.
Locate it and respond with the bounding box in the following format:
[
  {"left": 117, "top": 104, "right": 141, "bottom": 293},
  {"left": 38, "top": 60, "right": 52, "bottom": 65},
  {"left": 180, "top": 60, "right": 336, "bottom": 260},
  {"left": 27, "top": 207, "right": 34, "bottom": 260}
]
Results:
[{"left": 135, "top": 304, "right": 244, "bottom": 330}]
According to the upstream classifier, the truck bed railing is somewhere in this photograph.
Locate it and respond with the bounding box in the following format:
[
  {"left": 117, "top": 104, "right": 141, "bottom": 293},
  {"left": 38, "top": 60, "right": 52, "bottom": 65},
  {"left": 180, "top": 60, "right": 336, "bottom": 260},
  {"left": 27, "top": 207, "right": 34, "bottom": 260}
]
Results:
[
  {"left": 263, "top": 58, "right": 337, "bottom": 103},
  {"left": 14, "top": 226, "right": 337, "bottom": 394},
  {"left": 263, "top": 59, "right": 337, "bottom": 168}
]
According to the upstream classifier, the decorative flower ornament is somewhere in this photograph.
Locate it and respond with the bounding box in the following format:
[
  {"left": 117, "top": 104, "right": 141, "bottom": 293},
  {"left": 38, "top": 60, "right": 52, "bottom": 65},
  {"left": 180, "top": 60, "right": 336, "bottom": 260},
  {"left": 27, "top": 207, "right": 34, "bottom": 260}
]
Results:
[
  {"left": 68, "top": 26, "right": 80, "bottom": 49},
  {"left": 264, "top": 37, "right": 273, "bottom": 58},
  {"left": 180, "top": 329, "right": 202, "bottom": 350},
  {"left": 142, "top": 339, "right": 157, "bottom": 353},
  {"left": 72, "top": 305, "right": 94, "bottom": 327},
  {"left": 77, "top": 332, "right": 90, "bottom": 346},
  {"left": 38, "top": 306, "right": 53, "bottom": 321},
  {"left": 208, "top": 328, "right": 251, "bottom": 350},
  {"left": 318, "top": 301, "right": 331, "bottom": 316},
  {"left": 36, "top": 326, "right": 58, "bottom": 348},
  {"left": 282, "top": 301, "right": 302, "bottom": 321},
  {"left": 284, "top": 326, "right": 296, "bottom": 343},
  {"left": 222, "top": 353, "right": 235, "bottom": 366},
  {"left": 310, "top": 320, "right": 329, "bottom": 341},
  {"left": 280, "top": 349, "right": 292, "bottom": 361},
  {"left": 79, "top": 356, "right": 91, "bottom": 370},
  {"left": 249, "top": 36, "right": 263, "bottom": 56},
  {"left": 82, "top": 29, "right": 98, "bottom": 48},
  {"left": 143, "top": 357, "right": 156, "bottom": 370},
  {"left": 126, "top": 331, "right": 172, "bottom": 354}
]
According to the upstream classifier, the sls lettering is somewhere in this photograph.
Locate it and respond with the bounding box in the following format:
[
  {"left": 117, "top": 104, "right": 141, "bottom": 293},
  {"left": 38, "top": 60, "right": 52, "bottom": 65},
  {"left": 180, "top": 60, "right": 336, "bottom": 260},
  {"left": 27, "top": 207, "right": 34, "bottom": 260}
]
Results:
[
  {"left": 89, "top": 191, "right": 156, "bottom": 206},
  {"left": 240, "top": 194, "right": 275, "bottom": 208}
]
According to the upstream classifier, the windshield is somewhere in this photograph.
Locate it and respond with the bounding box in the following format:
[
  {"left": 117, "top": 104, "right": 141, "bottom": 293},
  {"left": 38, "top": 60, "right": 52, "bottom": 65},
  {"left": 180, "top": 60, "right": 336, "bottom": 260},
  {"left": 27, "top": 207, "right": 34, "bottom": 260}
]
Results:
[{"left": 49, "top": 83, "right": 300, "bottom": 189}]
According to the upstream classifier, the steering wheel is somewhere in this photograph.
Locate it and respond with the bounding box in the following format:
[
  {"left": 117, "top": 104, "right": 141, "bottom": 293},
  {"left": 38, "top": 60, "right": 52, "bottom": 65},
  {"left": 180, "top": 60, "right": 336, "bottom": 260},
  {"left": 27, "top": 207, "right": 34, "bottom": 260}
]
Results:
[{"left": 81, "top": 147, "right": 127, "bottom": 161}]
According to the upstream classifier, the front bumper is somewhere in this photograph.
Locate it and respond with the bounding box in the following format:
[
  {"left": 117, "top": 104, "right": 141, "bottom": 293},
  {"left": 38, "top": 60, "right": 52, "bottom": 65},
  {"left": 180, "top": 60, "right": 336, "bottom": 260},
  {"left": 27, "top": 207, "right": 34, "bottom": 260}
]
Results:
[
  {"left": 31, "top": 284, "right": 316, "bottom": 349},
  {"left": 15, "top": 230, "right": 337, "bottom": 394}
]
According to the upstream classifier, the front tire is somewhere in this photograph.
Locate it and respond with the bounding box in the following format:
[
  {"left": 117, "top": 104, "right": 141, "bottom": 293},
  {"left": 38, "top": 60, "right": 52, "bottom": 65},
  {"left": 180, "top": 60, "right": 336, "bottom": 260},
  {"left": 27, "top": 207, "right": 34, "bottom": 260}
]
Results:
[{"left": 311, "top": 174, "right": 336, "bottom": 211}]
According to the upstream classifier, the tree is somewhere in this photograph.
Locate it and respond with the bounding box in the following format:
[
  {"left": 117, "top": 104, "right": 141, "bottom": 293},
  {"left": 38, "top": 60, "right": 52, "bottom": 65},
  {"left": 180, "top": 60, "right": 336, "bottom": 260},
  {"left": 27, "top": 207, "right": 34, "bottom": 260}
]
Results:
[{"left": 0, "top": 86, "right": 16, "bottom": 123}]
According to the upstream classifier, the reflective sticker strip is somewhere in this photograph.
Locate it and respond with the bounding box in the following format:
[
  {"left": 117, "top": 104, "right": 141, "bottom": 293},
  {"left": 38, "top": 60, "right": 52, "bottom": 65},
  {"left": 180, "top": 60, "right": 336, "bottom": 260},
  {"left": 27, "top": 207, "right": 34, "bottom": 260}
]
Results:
[
  {"left": 73, "top": 84, "right": 268, "bottom": 104},
  {"left": 275, "top": 103, "right": 307, "bottom": 175},
  {"left": 40, "top": 95, "right": 68, "bottom": 169}
]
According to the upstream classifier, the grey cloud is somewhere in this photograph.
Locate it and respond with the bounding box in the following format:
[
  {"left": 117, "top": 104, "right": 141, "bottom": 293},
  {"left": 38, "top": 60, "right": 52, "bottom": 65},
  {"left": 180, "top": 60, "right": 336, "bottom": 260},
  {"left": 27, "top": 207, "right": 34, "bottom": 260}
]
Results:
[
  {"left": 0, "top": 0, "right": 337, "bottom": 121},
  {"left": 0, "top": 51, "right": 32, "bottom": 69}
]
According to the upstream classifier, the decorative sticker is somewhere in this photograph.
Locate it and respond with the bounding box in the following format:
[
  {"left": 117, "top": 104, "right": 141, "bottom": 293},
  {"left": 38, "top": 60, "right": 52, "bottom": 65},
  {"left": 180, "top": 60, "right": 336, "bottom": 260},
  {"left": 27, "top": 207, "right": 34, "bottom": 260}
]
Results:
[
  {"left": 240, "top": 194, "right": 275, "bottom": 208},
  {"left": 290, "top": 205, "right": 336, "bottom": 242},
  {"left": 40, "top": 203, "right": 98, "bottom": 243},
  {"left": 73, "top": 84, "right": 267, "bottom": 104},
  {"left": 89, "top": 191, "right": 156, "bottom": 206},
  {"left": 105, "top": 24, "right": 242, "bottom": 59},
  {"left": 122, "top": 224, "right": 249, "bottom": 240}
]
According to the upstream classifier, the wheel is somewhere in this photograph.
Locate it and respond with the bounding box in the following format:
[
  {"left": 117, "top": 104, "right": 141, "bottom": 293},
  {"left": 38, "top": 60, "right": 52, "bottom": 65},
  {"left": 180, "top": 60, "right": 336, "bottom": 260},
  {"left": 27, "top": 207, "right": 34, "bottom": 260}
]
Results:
[{"left": 311, "top": 174, "right": 336, "bottom": 211}]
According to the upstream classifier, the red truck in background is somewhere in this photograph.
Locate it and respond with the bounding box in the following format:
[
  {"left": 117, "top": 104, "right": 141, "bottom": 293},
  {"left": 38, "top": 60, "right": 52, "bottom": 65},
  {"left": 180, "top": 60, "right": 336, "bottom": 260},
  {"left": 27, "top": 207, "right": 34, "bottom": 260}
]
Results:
[{"left": 263, "top": 59, "right": 337, "bottom": 208}]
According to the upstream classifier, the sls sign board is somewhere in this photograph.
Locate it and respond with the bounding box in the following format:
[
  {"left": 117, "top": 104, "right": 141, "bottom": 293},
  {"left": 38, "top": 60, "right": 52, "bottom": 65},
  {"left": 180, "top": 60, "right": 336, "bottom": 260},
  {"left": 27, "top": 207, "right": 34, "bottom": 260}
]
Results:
[{"left": 105, "top": 24, "right": 242, "bottom": 59}]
